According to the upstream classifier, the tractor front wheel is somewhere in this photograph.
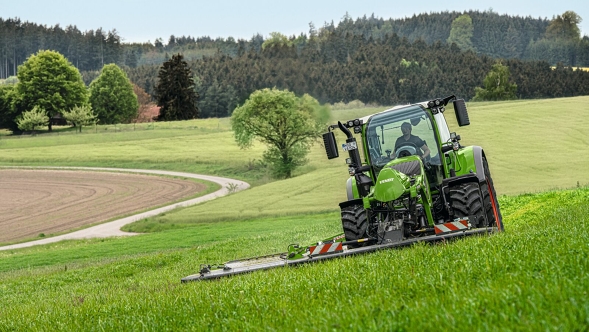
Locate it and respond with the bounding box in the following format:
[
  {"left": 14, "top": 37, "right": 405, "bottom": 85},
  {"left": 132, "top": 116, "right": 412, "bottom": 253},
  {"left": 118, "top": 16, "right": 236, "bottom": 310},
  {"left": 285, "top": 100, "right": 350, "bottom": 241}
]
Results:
[
  {"left": 341, "top": 204, "right": 368, "bottom": 245},
  {"left": 449, "top": 182, "right": 486, "bottom": 228}
]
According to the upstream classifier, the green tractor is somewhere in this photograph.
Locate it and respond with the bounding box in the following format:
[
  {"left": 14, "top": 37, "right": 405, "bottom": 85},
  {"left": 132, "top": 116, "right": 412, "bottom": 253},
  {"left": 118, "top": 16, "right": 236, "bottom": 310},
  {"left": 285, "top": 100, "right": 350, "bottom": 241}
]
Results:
[
  {"left": 323, "top": 95, "right": 503, "bottom": 245},
  {"left": 183, "top": 95, "right": 503, "bottom": 282}
]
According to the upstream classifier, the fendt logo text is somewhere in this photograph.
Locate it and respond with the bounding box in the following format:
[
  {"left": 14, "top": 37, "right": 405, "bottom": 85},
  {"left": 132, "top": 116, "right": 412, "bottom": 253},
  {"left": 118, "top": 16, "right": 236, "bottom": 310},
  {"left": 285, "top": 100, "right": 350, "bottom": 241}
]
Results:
[{"left": 379, "top": 178, "right": 395, "bottom": 184}]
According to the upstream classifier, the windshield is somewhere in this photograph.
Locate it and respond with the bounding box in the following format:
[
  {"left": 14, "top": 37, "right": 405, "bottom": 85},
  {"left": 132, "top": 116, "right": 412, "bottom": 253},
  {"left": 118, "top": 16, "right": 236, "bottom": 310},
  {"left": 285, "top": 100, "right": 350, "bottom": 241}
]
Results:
[{"left": 365, "top": 105, "right": 440, "bottom": 168}]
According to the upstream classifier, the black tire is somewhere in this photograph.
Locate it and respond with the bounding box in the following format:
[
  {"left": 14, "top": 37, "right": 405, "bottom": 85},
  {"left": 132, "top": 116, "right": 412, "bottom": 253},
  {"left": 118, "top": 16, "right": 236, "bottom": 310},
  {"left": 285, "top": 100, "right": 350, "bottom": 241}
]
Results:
[
  {"left": 449, "top": 182, "right": 486, "bottom": 228},
  {"left": 480, "top": 157, "right": 504, "bottom": 231},
  {"left": 341, "top": 204, "right": 368, "bottom": 244}
]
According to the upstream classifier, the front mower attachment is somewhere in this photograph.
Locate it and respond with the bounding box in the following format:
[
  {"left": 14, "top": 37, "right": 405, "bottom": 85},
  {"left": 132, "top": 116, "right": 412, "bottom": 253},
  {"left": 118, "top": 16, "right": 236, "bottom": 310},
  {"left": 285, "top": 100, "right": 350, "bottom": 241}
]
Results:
[{"left": 181, "top": 227, "right": 494, "bottom": 282}]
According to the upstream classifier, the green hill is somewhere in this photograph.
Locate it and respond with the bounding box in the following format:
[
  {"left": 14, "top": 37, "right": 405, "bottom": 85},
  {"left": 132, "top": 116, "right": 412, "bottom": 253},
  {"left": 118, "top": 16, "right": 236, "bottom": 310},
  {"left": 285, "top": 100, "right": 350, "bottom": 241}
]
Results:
[{"left": 0, "top": 96, "right": 588, "bottom": 330}]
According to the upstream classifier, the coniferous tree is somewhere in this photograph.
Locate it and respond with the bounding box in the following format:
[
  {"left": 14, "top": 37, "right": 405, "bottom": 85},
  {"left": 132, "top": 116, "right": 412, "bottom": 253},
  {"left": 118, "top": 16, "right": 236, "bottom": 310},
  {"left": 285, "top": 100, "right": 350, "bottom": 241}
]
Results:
[{"left": 155, "top": 53, "right": 199, "bottom": 121}]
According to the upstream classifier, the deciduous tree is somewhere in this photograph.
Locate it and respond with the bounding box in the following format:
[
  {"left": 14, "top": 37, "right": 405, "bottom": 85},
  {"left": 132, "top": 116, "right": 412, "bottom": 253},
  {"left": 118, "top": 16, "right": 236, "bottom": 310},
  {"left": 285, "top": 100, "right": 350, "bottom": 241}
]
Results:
[
  {"left": 62, "top": 105, "right": 96, "bottom": 132},
  {"left": 447, "top": 14, "right": 475, "bottom": 52},
  {"left": 17, "top": 106, "right": 49, "bottom": 133},
  {"left": 133, "top": 84, "right": 158, "bottom": 122},
  {"left": 546, "top": 11, "right": 582, "bottom": 40},
  {"left": 15, "top": 50, "right": 88, "bottom": 131},
  {"left": 89, "top": 64, "right": 139, "bottom": 124},
  {"left": 0, "top": 85, "right": 18, "bottom": 132},
  {"left": 231, "top": 88, "right": 330, "bottom": 178},
  {"left": 473, "top": 63, "right": 518, "bottom": 101}
]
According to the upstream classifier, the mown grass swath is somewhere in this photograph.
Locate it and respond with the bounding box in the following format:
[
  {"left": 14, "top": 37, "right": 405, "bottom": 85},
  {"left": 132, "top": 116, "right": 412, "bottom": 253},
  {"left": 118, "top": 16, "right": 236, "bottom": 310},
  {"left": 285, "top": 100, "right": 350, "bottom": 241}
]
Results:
[{"left": 0, "top": 97, "right": 588, "bottom": 330}]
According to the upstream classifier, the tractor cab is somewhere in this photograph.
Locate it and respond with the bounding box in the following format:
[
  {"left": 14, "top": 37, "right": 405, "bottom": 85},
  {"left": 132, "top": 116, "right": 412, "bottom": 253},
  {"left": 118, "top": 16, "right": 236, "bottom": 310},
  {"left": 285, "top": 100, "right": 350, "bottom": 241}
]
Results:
[{"left": 365, "top": 105, "right": 444, "bottom": 187}]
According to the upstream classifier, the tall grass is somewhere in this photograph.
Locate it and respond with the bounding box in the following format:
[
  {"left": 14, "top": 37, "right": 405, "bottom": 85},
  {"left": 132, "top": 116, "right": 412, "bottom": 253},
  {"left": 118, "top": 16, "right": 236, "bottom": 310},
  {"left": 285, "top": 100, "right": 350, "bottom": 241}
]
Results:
[{"left": 0, "top": 188, "right": 588, "bottom": 330}]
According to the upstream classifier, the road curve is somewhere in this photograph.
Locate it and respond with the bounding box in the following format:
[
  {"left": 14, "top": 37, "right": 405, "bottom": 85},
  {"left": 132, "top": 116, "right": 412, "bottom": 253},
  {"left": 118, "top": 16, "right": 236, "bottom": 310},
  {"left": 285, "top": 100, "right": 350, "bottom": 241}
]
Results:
[{"left": 0, "top": 167, "right": 249, "bottom": 251}]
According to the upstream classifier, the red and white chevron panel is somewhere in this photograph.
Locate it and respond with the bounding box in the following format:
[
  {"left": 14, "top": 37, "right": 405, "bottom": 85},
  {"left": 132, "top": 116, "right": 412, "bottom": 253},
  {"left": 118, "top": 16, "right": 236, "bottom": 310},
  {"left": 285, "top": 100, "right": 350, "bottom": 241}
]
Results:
[
  {"left": 434, "top": 219, "right": 470, "bottom": 235},
  {"left": 308, "top": 242, "right": 343, "bottom": 256}
]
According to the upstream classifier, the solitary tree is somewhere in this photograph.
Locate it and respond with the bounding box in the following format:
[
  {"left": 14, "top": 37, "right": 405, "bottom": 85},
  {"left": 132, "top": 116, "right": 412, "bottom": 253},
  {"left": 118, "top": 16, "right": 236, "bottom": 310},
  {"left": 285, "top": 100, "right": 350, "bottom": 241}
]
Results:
[
  {"left": 15, "top": 50, "right": 88, "bottom": 131},
  {"left": 155, "top": 53, "right": 199, "bottom": 121},
  {"left": 89, "top": 64, "right": 139, "bottom": 124},
  {"left": 447, "top": 14, "right": 475, "bottom": 52},
  {"left": 546, "top": 11, "right": 582, "bottom": 40},
  {"left": 262, "top": 32, "right": 293, "bottom": 50},
  {"left": 231, "top": 88, "right": 330, "bottom": 178},
  {"left": 473, "top": 63, "right": 518, "bottom": 101},
  {"left": 17, "top": 106, "right": 49, "bottom": 134},
  {"left": 62, "top": 105, "right": 97, "bottom": 132}
]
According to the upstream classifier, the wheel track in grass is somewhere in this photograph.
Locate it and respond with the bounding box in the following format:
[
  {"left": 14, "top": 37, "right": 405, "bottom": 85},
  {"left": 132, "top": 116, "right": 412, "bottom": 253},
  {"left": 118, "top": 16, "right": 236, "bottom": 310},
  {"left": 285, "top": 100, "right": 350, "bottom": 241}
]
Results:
[{"left": 0, "top": 167, "right": 249, "bottom": 251}]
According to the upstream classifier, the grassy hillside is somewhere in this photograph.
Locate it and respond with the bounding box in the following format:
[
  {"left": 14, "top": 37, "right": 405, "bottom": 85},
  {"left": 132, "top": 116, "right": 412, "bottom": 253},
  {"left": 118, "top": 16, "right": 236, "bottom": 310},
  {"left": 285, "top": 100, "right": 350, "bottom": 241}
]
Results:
[
  {"left": 0, "top": 187, "right": 588, "bottom": 330},
  {"left": 0, "top": 96, "right": 588, "bottom": 330},
  {"left": 131, "top": 96, "right": 589, "bottom": 231},
  {"left": 1, "top": 97, "right": 588, "bottom": 231}
]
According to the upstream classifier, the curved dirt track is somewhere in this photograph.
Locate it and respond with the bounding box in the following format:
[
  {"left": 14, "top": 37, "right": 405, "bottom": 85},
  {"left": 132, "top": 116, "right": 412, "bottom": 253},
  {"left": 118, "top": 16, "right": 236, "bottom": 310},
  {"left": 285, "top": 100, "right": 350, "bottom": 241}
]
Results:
[{"left": 0, "top": 167, "right": 249, "bottom": 251}]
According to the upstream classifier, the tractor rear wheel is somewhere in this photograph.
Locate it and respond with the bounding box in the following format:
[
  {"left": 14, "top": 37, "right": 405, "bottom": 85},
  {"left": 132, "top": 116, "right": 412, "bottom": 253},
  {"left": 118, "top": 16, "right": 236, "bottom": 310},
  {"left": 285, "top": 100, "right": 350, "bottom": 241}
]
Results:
[
  {"left": 449, "top": 183, "right": 485, "bottom": 228},
  {"left": 341, "top": 204, "right": 368, "bottom": 245},
  {"left": 480, "top": 157, "right": 504, "bottom": 231}
]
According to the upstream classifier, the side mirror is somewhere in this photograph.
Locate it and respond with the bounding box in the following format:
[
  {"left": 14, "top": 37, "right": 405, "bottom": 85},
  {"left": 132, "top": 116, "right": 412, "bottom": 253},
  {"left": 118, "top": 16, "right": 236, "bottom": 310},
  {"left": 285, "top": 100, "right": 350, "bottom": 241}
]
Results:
[
  {"left": 323, "top": 132, "right": 339, "bottom": 159},
  {"left": 453, "top": 99, "right": 470, "bottom": 126}
]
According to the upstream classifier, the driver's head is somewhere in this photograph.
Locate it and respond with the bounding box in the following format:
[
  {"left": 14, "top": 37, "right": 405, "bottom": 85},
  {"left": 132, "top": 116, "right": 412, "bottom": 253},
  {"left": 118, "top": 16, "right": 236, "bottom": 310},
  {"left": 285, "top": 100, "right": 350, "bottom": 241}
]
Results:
[{"left": 401, "top": 122, "right": 412, "bottom": 135}]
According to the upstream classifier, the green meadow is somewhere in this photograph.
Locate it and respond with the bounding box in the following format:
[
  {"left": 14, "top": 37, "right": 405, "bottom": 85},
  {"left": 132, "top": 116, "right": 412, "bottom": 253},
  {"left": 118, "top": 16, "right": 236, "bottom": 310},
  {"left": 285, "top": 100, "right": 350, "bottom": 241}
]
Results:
[{"left": 0, "top": 96, "right": 588, "bottom": 330}]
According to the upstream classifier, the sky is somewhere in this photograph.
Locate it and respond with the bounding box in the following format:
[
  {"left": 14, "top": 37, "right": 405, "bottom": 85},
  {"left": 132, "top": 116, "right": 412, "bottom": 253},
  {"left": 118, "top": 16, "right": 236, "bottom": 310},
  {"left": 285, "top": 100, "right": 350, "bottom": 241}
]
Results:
[{"left": 2, "top": 0, "right": 587, "bottom": 44}]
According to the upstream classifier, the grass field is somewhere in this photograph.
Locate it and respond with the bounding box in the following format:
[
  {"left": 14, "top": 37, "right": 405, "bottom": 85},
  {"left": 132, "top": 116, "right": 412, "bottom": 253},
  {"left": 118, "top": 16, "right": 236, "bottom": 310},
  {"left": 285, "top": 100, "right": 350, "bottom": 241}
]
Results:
[
  {"left": 0, "top": 96, "right": 588, "bottom": 330},
  {"left": 0, "top": 188, "right": 588, "bottom": 330}
]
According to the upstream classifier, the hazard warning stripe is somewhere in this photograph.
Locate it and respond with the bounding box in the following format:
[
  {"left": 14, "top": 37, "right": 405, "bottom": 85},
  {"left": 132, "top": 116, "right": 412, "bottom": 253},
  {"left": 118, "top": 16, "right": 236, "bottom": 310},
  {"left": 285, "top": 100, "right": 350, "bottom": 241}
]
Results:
[
  {"left": 435, "top": 219, "right": 470, "bottom": 235},
  {"left": 309, "top": 242, "right": 343, "bottom": 256}
]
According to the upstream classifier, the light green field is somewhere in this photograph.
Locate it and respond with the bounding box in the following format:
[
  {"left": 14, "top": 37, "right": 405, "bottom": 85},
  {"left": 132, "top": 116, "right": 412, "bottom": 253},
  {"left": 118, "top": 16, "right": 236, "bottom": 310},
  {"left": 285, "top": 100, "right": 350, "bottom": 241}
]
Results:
[
  {"left": 0, "top": 96, "right": 588, "bottom": 330},
  {"left": 2, "top": 96, "right": 588, "bottom": 230}
]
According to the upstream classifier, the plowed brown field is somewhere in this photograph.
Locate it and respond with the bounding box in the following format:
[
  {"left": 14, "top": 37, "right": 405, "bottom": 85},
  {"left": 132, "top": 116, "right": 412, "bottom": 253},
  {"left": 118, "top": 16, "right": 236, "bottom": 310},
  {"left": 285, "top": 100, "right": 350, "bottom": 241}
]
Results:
[{"left": 0, "top": 169, "right": 206, "bottom": 243}]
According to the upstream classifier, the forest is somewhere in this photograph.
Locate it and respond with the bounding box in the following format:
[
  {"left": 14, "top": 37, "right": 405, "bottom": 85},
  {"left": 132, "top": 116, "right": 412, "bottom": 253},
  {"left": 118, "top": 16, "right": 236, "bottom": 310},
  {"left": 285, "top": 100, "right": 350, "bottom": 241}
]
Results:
[{"left": 1, "top": 10, "right": 589, "bottom": 118}]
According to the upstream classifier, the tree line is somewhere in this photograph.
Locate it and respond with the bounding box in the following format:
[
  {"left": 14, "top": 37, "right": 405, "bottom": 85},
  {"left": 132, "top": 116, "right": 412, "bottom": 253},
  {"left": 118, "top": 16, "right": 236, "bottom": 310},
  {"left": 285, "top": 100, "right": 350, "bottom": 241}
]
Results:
[
  {"left": 124, "top": 32, "right": 589, "bottom": 118},
  {"left": 2, "top": 10, "right": 588, "bottom": 80},
  {"left": 2, "top": 11, "right": 589, "bottom": 121}
]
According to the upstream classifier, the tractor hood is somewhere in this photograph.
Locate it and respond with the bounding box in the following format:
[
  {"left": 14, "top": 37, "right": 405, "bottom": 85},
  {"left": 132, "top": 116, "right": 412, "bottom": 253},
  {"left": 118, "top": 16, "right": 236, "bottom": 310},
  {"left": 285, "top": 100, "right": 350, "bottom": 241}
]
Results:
[{"left": 373, "top": 166, "right": 411, "bottom": 202}]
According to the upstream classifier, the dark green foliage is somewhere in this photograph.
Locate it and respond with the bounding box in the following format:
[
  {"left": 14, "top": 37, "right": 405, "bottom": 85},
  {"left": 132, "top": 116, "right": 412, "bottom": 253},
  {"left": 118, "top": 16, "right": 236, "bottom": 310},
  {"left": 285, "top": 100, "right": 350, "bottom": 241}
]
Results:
[
  {"left": 122, "top": 12, "right": 589, "bottom": 109},
  {"left": 0, "top": 84, "right": 18, "bottom": 131},
  {"left": 2, "top": 12, "right": 589, "bottom": 120},
  {"left": 155, "top": 54, "right": 199, "bottom": 121},
  {"left": 525, "top": 11, "right": 584, "bottom": 66},
  {"left": 196, "top": 79, "right": 238, "bottom": 118},
  {"left": 0, "top": 18, "right": 126, "bottom": 78},
  {"left": 89, "top": 64, "right": 139, "bottom": 124}
]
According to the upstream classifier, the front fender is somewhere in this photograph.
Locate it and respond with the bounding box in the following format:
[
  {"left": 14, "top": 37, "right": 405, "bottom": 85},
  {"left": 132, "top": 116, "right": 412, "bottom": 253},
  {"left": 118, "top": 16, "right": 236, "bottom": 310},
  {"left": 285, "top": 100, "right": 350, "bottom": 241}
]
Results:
[
  {"left": 452, "top": 145, "right": 486, "bottom": 182},
  {"left": 346, "top": 177, "right": 360, "bottom": 200}
]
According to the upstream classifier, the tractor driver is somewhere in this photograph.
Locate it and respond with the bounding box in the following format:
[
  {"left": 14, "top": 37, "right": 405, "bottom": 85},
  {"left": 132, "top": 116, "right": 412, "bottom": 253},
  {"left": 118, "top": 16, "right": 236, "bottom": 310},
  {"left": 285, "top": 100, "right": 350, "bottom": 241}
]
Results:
[{"left": 394, "top": 122, "right": 430, "bottom": 160}]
